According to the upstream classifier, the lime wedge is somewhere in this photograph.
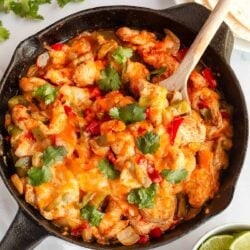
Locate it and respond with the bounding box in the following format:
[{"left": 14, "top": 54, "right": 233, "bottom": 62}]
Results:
[
  {"left": 199, "top": 235, "right": 234, "bottom": 250},
  {"left": 230, "top": 231, "right": 250, "bottom": 250}
]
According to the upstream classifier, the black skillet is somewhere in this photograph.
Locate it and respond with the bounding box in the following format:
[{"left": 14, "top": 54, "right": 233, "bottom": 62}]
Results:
[{"left": 0, "top": 3, "right": 248, "bottom": 250}]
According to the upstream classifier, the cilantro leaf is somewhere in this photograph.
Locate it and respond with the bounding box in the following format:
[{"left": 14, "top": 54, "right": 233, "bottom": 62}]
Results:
[
  {"left": 161, "top": 169, "right": 188, "bottom": 184},
  {"left": 127, "top": 183, "right": 157, "bottom": 209},
  {"left": 28, "top": 145, "right": 67, "bottom": 186},
  {"left": 10, "top": 0, "right": 43, "bottom": 20},
  {"left": 98, "top": 158, "right": 120, "bottom": 180},
  {"left": 33, "top": 83, "right": 58, "bottom": 105},
  {"left": 0, "top": 20, "right": 9, "bottom": 42},
  {"left": 112, "top": 46, "right": 133, "bottom": 64},
  {"left": 80, "top": 204, "right": 104, "bottom": 226},
  {"left": 146, "top": 67, "right": 166, "bottom": 81},
  {"left": 109, "top": 103, "right": 146, "bottom": 124},
  {"left": 28, "top": 165, "right": 51, "bottom": 186},
  {"left": 0, "top": 0, "right": 13, "bottom": 13},
  {"left": 97, "top": 65, "right": 122, "bottom": 92},
  {"left": 42, "top": 145, "right": 67, "bottom": 167},
  {"left": 136, "top": 131, "right": 160, "bottom": 154},
  {"left": 57, "top": 0, "right": 84, "bottom": 8}
]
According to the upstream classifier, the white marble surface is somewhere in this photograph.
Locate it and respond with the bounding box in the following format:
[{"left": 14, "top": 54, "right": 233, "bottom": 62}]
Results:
[{"left": 0, "top": 1, "right": 249, "bottom": 250}]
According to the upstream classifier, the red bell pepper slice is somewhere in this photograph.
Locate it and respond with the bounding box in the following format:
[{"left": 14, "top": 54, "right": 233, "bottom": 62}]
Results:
[
  {"left": 176, "top": 48, "right": 188, "bottom": 62},
  {"left": 221, "top": 111, "right": 230, "bottom": 119},
  {"left": 147, "top": 165, "right": 162, "bottom": 183},
  {"left": 88, "top": 87, "right": 101, "bottom": 100},
  {"left": 198, "top": 100, "right": 209, "bottom": 109},
  {"left": 64, "top": 105, "right": 76, "bottom": 117},
  {"left": 51, "top": 43, "right": 64, "bottom": 51},
  {"left": 202, "top": 68, "right": 217, "bottom": 88},
  {"left": 70, "top": 223, "right": 88, "bottom": 237},
  {"left": 146, "top": 107, "right": 150, "bottom": 118},
  {"left": 150, "top": 227, "right": 162, "bottom": 238},
  {"left": 85, "top": 120, "right": 101, "bottom": 136},
  {"left": 107, "top": 150, "right": 116, "bottom": 164},
  {"left": 138, "top": 235, "right": 149, "bottom": 244},
  {"left": 168, "top": 116, "right": 184, "bottom": 145}
]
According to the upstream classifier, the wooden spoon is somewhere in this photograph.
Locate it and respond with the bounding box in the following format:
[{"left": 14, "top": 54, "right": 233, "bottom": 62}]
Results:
[{"left": 159, "top": 0, "right": 232, "bottom": 102}]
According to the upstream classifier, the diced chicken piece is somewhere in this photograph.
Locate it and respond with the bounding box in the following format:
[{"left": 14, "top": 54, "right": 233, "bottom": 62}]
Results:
[
  {"left": 44, "top": 68, "right": 73, "bottom": 85},
  {"left": 190, "top": 87, "right": 222, "bottom": 126},
  {"left": 189, "top": 70, "right": 208, "bottom": 90},
  {"left": 138, "top": 80, "right": 168, "bottom": 126},
  {"left": 70, "top": 37, "right": 91, "bottom": 55},
  {"left": 116, "top": 27, "right": 156, "bottom": 45},
  {"left": 122, "top": 60, "right": 149, "bottom": 83},
  {"left": 35, "top": 164, "right": 80, "bottom": 221},
  {"left": 141, "top": 181, "right": 176, "bottom": 223},
  {"left": 97, "top": 39, "right": 118, "bottom": 59},
  {"left": 19, "top": 77, "right": 48, "bottom": 92},
  {"left": 73, "top": 60, "right": 97, "bottom": 87},
  {"left": 59, "top": 85, "right": 92, "bottom": 108},
  {"left": 184, "top": 150, "right": 218, "bottom": 208},
  {"left": 176, "top": 116, "right": 206, "bottom": 145}
]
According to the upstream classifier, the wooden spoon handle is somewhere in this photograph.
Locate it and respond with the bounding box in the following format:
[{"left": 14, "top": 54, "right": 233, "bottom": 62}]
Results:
[{"left": 176, "top": 0, "right": 232, "bottom": 83}]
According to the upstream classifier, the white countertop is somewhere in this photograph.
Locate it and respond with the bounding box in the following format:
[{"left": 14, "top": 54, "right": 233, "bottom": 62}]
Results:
[{"left": 0, "top": 1, "right": 249, "bottom": 249}]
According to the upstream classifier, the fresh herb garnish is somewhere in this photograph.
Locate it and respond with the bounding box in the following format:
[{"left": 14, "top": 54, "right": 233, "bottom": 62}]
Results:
[
  {"left": 80, "top": 204, "right": 104, "bottom": 226},
  {"left": 109, "top": 103, "right": 146, "bottom": 124},
  {"left": 33, "top": 83, "right": 58, "bottom": 105},
  {"left": 28, "top": 145, "right": 67, "bottom": 186},
  {"left": 57, "top": 0, "right": 84, "bottom": 8},
  {"left": 146, "top": 67, "right": 166, "bottom": 81},
  {"left": 97, "top": 65, "right": 122, "bottom": 92},
  {"left": 0, "top": 20, "right": 9, "bottom": 41},
  {"left": 0, "top": 0, "right": 86, "bottom": 42},
  {"left": 161, "top": 169, "right": 188, "bottom": 184},
  {"left": 28, "top": 165, "right": 51, "bottom": 186},
  {"left": 42, "top": 145, "right": 67, "bottom": 167},
  {"left": 112, "top": 46, "right": 133, "bottom": 64},
  {"left": 98, "top": 158, "right": 120, "bottom": 180},
  {"left": 127, "top": 183, "right": 157, "bottom": 209},
  {"left": 136, "top": 131, "right": 160, "bottom": 154},
  {"left": 9, "top": 0, "right": 51, "bottom": 20}
]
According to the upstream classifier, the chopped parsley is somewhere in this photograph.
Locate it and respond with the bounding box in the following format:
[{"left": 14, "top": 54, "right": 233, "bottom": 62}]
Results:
[
  {"left": 97, "top": 65, "right": 122, "bottom": 92},
  {"left": 161, "top": 169, "right": 188, "bottom": 184},
  {"left": 98, "top": 158, "right": 120, "bottom": 180},
  {"left": 112, "top": 46, "right": 133, "bottom": 64},
  {"left": 109, "top": 103, "right": 146, "bottom": 124},
  {"left": 80, "top": 204, "right": 104, "bottom": 226},
  {"left": 136, "top": 131, "right": 160, "bottom": 154},
  {"left": 146, "top": 67, "right": 166, "bottom": 81},
  {"left": 127, "top": 183, "right": 157, "bottom": 209},
  {"left": 32, "top": 83, "right": 58, "bottom": 105}
]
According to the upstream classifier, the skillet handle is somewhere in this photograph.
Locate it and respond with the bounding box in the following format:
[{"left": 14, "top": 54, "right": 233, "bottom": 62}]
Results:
[
  {"left": 161, "top": 3, "right": 234, "bottom": 63},
  {"left": 0, "top": 208, "right": 48, "bottom": 250}
]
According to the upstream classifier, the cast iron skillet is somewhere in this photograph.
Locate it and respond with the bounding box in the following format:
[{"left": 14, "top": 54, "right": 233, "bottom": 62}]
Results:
[{"left": 0, "top": 3, "right": 248, "bottom": 250}]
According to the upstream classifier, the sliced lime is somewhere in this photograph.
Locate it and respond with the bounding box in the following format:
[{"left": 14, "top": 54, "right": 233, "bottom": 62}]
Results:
[
  {"left": 230, "top": 231, "right": 250, "bottom": 250},
  {"left": 199, "top": 235, "right": 234, "bottom": 250}
]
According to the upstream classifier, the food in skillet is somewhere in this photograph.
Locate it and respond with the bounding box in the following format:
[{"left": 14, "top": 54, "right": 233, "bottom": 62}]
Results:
[{"left": 5, "top": 27, "right": 233, "bottom": 246}]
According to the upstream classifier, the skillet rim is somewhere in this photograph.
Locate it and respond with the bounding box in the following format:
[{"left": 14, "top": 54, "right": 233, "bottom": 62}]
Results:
[{"left": 0, "top": 4, "right": 248, "bottom": 250}]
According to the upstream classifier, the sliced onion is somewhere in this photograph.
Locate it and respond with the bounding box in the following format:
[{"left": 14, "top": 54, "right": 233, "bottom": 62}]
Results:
[
  {"left": 36, "top": 52, "right": 49, "bottom": 68},
  {"left": 164, "top": 29, "right": 180, "bottom": 55},
  {"left": 117, "top": 226, "right": 140, "bottom": 246}
]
